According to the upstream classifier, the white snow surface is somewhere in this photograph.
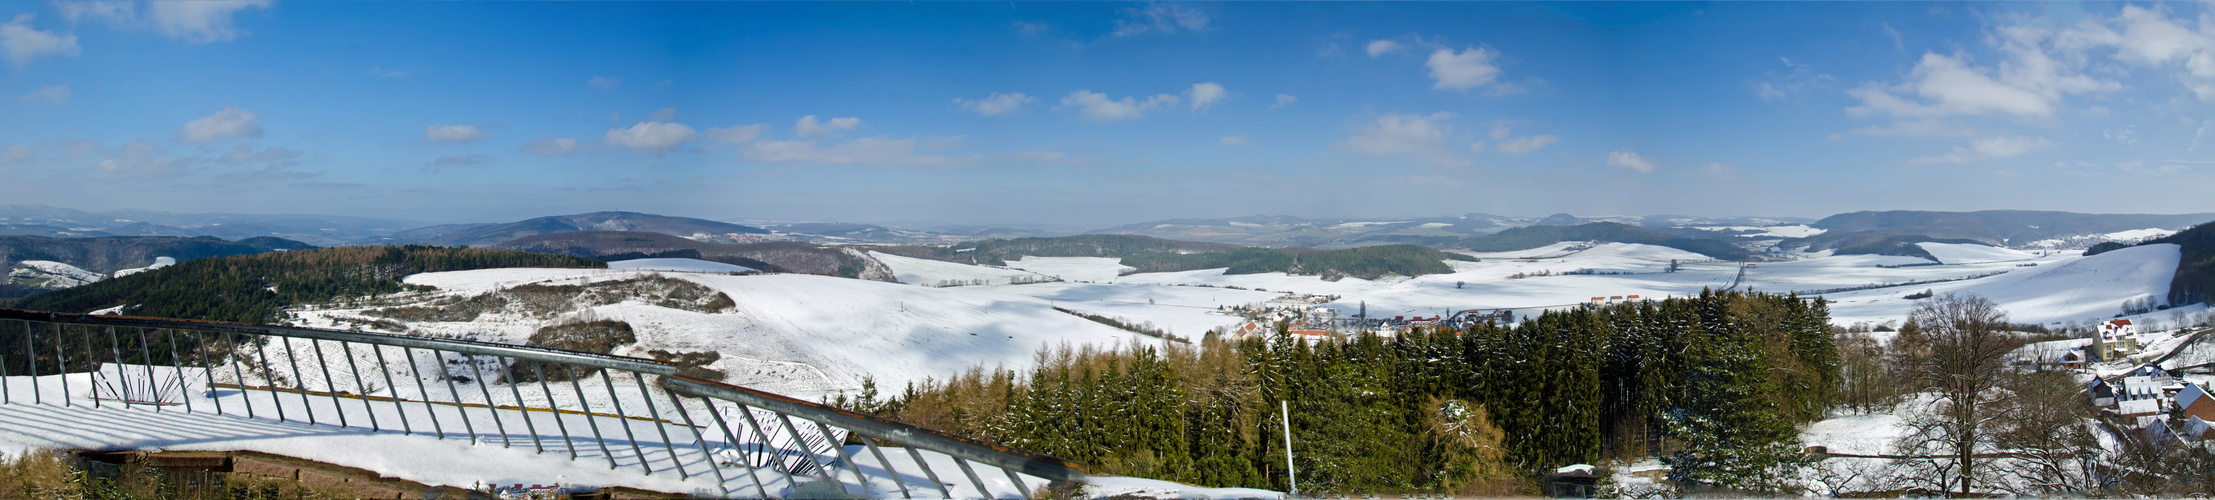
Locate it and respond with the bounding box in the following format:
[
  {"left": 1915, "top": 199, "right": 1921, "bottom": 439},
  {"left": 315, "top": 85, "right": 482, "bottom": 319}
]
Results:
[
  {"left": 111, "top": 256, "right": 177, "bottom": 278},
  {"left": 2107, "top": 228, "right": 2179, "bottom": 241},
  {"left": 606, "top": 258, "right": 755, "bottom": 273},
  {"left": 869, "top": 251, "right": 1050, "bottom": 286},
  {"left": 9, "top": 260, "right": 103, "bottom": 287},
  {"left": 367, "top": 270, "right": 1157, "bottom": 400},
  {"left": 1000, "top": 256, "right": 1134, "bottom": 283},
  {"left": 1821, "top": 243, "right": 2180, "bottom": 326},
  {"left": 1916, "top": 242, "right": 2037, "bottom": 264}
]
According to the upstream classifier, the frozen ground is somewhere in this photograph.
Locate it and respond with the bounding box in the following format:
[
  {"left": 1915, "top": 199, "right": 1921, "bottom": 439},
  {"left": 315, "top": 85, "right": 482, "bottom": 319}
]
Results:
[
  {"left": 0, "top": 372, "right": 1267, "bottom": 499},
  {"left": 1916, "top": 242, "right": 2037, "bottom": 264},
  {"left": 301, "top": 270, "right": 1156, "bottom": 400},
  {"left": 870, "top": 251, "right": 1052, "bottom": 287},
  {"left": 1000, "top": 257, "right": 1134, "bottom": 283},
  {"left": 855, "top": 240, "right": 2185, "bottom": 339},
  {"left": 607, "top": 258, "right": 756, "bottom": 273}
]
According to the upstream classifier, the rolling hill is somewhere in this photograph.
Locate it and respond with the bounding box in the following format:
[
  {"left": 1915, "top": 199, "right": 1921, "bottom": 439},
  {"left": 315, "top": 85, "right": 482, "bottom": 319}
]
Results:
[
  {"left": 366, "top": 211, "right": 768, "bottom": 247},
  {"left": 1461, "top": 222, "right": 1752, "bottom": 260},
  {"left": 491, "top": 231, "right": 893, "bottom": 281},
  {"left": 1785, "top": 210, "right": 2215, "bottom": 250}
]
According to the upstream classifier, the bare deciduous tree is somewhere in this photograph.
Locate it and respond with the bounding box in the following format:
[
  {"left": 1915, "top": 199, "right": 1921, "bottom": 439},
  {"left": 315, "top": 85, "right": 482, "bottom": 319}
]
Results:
[{"left": 1890, "top": 293, "right": 2021, "bottom": 497}]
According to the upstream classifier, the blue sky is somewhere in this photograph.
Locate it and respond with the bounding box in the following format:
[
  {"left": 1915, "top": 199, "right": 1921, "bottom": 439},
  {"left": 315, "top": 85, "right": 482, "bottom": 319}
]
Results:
[{"left": 3, "top": 1, "right": 2214, "bottom": 227}]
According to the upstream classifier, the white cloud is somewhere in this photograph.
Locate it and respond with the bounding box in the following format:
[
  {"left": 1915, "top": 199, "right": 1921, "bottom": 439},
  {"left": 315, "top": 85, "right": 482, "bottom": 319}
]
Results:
[
  {"left": 218, "top": 142, "right": 299, "bottom": 165},
  {"left": 146, "top": 0, "right": 268, "bottom": 43},
  {"left": 1849, "top": 21, "right": 2122, "bottom": 120},
  {"left": 1366, "top": 39, "right": 1404, "bottom": 57},
  {"left": 1489, "top": 125, "right": 1511, "bottom": 140},
  {"left": 1111, "top": 4, "right": 1208, "bottom": 37},
  {"left": 1426, "top": 46, "right": 1504, "bottom": 91},
  {"left": 604, "top": 122, "right": 696, "bottom": 153},
  {"left": 1271, "top": 94, "right": 1297, "bottom": 109},
  {"left": 795, "top": 115, "right": 862, "bottom": 137},
  {"left": 93, "top": 139, "right": 185, "bottom": 173},
  {"left": 422, "top": 124, "right": 489, "bottom": 144},
  {"left": 647, "top": 107, "right": 677, "bottom": 122},
  {"left": 954, "top": 92, "right": 1035, "bottom": 116},
  {"left": 520, "top": 137, "right": 584, "bottom": 157},
  {"left": 1187, "top": 82, "right": 1227, "bottom": 112},
  {"left": 2065, "top": 6, "right": 2215, "bottom": 101},
  {"left": 743, "top": 137, "right": 963, "bottom": 166},
  {"left": 3, "top": 15, "right": 80, "bottom": 67},
  {"left": 1606, "top": 149, "right": 1657, "bottom": 173},
  {"left": 1057, "top": 90, "right": 1179, "bottom": 122},
  {"left": 178, "top": 106, "right": 262, "bottom": 143},
  {"left": 2, "top": 143, "right": 33, "bottom": 163},
  {"left": 1757, "top": 82, "right": 1787, "bottom": 100},
  {"left": 705, "top": 124, "right": 768, "bottom": 144},
  {"left": 1221, "top": 135, "right": 1249, "bottom": 146},
  {"left": 1336, "top": 112, "right": 1467, "bottom": 168},
  {"left": 1911, "top": 135, "right": 2050, "bottom": 164},
  {"left": 587, "top": 76, "right": 620, "bottom": 90},
  {"left": 365, "top": 66, "right": 411, "bottom": 79},
  {"left": 53, "top": 1, "right": 267, "bottom": 43},
  {"left": 1698, "top": 163, "right": 1740, "bottom": 181},
  {"left": 21, "top": 84, "right": 69, "bottom": 104},
  {"left": 1496, "top": 135, "right": 1560, "bottom": 154},
  {"left": 54, "top": 1, "right": 133, "bottom": 24},
  {"left": 426, "top": 153, "right": 489, "bottom": 169}
]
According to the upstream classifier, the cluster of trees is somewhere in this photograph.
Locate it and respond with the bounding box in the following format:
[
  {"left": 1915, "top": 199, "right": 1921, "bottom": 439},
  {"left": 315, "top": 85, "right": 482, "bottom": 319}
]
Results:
[
  {"left": 838, "top": 290, "right": 1838, "bottom": 495},
  {"left": 1460, "top": 222, "right": 1752, "bottom": 260},
  {"left": 2146, "top": 222, "right": 2215, "bottom": 307},
  {"left": 14, "top": 245, "right": 603, "bottom": 323}
]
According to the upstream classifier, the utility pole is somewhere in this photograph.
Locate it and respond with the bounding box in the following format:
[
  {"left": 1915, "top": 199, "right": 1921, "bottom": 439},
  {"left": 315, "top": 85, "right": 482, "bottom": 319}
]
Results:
[{"left": 1282, "top": 400, "right": 1297, "bottom": 498}]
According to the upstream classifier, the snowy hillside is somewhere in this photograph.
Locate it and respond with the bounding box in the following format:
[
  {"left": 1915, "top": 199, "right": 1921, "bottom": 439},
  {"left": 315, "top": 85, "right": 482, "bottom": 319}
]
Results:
[
  {"left": 868, "top": 251, "right": 1054, "bottom": 287},
  {"left": 8, "top": 260, "right": 103, "bottom": 288},
  {"left": 1823, "top": 243, "right": 2181, "bottom": 326},
  {"left": 1916, "top": 242, "right": 2037, "bottom": 264},
  {"left": 299, "top": 269, "right": 1157, "bottom": 399},
  {"left": 1000, "top": 256, "right": 1134, "bottom": 283},
  {"left": 606, "top": 257, "right": 754, "bottom": 273}
]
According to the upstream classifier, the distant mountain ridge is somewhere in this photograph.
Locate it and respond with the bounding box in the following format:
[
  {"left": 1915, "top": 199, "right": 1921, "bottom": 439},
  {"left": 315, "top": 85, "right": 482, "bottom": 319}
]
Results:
[
  {"left": 1462, "top": 222, "right": 1754, "bottom": 260},
  {"left": 0, "top": 204, "right": 418, "bottom": 246},
  {"left": 365, "top": 211, "right": 768, "bottom": 247},
  {"left": 1786, "top": 210, "right": 2215, "bottom": 251},
  {"left": 491, "top": 231, "right": 893, "bottom": 281}
]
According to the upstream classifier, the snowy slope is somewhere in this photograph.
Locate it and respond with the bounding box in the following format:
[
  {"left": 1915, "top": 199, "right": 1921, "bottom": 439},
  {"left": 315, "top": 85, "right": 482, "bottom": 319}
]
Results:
[
  {"left": 607, "top": 258, "right": 755, "bottom": 273},
  {"left": 318, "top": 270, "right": 1154, "bottom": 400},
  {"left": 1000, "top": 257, "right": 1133, "bottom": 283},
  {"left": 868, "top": 251, "right": 1051, "bottom": 287},
  {"left": 8, "top": 260, "right": 103, "bottom": 288},
  {"left": 1917, "top": 242, "right": 2037, "bottom": 264},
  {"left": 111, "top": 256, "right": 176, "bottom": 278},
  {"left": 1824, "top": 243, "right": 2180, "bottom": 326}
]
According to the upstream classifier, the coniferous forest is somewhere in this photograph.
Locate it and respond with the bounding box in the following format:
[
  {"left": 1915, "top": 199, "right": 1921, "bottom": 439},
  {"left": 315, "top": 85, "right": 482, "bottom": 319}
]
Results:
[{"left": 836, "top": 290, "right": 1839, "bottom": 495}]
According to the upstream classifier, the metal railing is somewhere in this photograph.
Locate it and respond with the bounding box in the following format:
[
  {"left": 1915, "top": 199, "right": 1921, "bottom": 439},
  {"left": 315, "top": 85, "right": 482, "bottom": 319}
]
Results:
[{"left": 0, "top": 308, "right": 1086, "bottom": 498}]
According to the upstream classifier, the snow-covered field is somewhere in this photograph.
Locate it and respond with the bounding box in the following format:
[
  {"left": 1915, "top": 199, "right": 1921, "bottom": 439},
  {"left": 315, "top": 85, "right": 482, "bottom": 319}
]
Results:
[
  {"left": 607, "top": 258, "right": 755, "bottom": 273},
  {"left": 301, "top": 270, "right": 1157, "bottom": 400},
  {"left": 869, "top": 251, "right": 1052, "bottom": 287},
  {"left": 1000, "top": 256, "right": 1134, "bottom": 283},
  {"left": 1917, "top": 242, "right": 2037, "bottom": 264}
]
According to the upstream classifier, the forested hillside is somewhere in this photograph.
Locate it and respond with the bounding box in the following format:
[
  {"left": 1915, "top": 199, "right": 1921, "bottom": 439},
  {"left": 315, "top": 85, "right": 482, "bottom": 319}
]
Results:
[
  {"left": 850, "top": 290, "right": 1836, "bottom": 494},
  {"left": 13, "top": 246, "right": 602, "bottom": 323},
  {"left": 1462, "top": 222, "right": 1751, "bottom": 260},
  {"left": 0, "top": 235, "right": 312, "bottom": 274},
  {"left": 1827, "top": 233, "right": 1987, "bottom": 261},
  {"left": 2146, "top": 222, "right": 2215, "bottom": 307}
]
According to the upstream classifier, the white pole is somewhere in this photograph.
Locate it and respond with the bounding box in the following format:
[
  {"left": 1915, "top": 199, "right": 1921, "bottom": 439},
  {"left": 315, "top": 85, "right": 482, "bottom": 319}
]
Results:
[{"left": 1282, "top": 399, "right": 1297, "bottom": 498}]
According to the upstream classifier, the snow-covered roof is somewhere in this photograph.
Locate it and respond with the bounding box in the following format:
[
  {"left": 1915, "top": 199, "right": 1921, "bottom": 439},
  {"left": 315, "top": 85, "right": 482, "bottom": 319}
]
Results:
[{"left": 2120, "top": 398, "right": 2163, "bottom": 416}]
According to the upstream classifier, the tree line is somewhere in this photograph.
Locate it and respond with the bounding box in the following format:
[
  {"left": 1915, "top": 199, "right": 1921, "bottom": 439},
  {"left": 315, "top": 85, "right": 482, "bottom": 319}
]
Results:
[
  {"left": 13, "top": 245, "right": 603, "bottom": 324},
  {"left": 835, "top": 289, "right": 1839, "bottom": 495}
]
